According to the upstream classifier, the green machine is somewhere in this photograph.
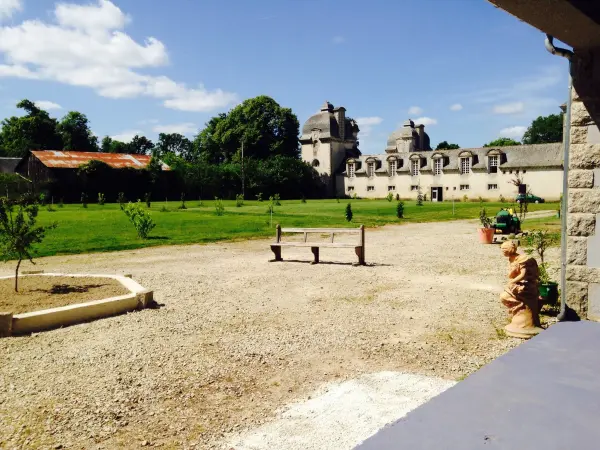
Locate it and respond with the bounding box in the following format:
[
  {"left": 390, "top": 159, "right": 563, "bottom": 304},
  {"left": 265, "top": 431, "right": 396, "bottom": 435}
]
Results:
[{"left": 492, "top": 208, "right": 521, "bottom": 235}]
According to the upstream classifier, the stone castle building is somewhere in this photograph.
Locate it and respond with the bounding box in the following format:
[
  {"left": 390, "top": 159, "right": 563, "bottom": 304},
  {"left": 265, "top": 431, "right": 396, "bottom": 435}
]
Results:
[{"left": 301, "top": 101, "right": 563, "bottom": 201}]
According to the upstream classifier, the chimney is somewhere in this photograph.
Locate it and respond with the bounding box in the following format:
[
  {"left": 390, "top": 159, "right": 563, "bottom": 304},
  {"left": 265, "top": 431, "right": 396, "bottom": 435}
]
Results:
[
  {"left": 416, "top": 124, "right": 425, "bottom": 150},
  {"left": 334, "top": 106, "right": 346, "bottom": 140}
]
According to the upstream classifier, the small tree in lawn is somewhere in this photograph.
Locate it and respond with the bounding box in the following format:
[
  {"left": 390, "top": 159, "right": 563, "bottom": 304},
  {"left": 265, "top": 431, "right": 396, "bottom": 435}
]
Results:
[
  {"left": 345, "top": 203, "right": 353, "bottom": 222},
  {"left": 122, "top": 201, "right": 155, "bottom": 239},
  {"left": 396, "top": 201, "right": 404, "bottom": 219},
  {"left": 0, "top": 196, "right": 57, "bottom": 292},
  {"left": 416, "top": 184, "right": 424, "bottom": 206}
]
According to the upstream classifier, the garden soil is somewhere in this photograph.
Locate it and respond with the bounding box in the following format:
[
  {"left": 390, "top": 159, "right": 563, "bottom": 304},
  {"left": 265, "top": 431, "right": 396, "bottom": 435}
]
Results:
[
  {"left": 0, "top": 276, "right": 129, "bottom": 314},
  {"left": 0, "top": 216, "right": 559, "bottom": 449}
]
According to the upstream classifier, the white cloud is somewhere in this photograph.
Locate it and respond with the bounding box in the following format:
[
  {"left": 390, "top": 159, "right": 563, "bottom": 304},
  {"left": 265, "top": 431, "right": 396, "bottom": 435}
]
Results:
[
  {"left": 111, "top": 129, "right": 142, "bottom": 142},
  {"left": 414, "top": 117, "right": 437, "bottom": 126},
  {"left": 0, "top": 0, "right": 21, "bottom": 21},
  {"left": 450, "top": 103, "right": 463, "bottom": 111},
  {"left": 35, "top": 100, "right": 62, "bottom": 110},
  {"left": 0, "top": 0, "right": 237, "bottom": 112},
  {"left": 408, "top": 106, "right": 423, "bottom": 115},
  {"left": 153, "top": 122, "right": 197, "bottom": 135},
  {"left": 332, "top": 36, "right": 345, "bottom": 44},
  {"left": 493, "top": 102, "right": 525, "bottom": 114},
  {"left": 137, "top": 118, "right": 159, "bottom": 125},
  {"left": 355, "top": 116, "right": 383, "bottom": 137},
  {"left": 499, "top": 126, "right": 527, "bottom": 140}
]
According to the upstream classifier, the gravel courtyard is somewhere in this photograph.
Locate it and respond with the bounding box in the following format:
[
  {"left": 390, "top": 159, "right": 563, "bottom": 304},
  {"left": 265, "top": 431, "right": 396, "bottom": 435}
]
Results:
[{"left": 0, "top": 219, "right": 550, "bottom": 449}]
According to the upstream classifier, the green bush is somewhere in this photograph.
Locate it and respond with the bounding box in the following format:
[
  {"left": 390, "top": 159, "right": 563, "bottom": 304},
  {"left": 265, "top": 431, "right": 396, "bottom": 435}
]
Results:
[
  {"left": 236, "top": 194, "right": 244, "bottom": 207},
  {"left": 386, "top": 192, "right": 394, "bottom": 202},
  {"left": 256, "top": 193, "right": 263, "bottom": 202},
  {"left": 416, "top": 186, "right": 424, "bottom": 206},
  {"left": 273, "top": 193, "right": 281, "bottom": 206},
  {"left": 178, "top": 192, "right": 187, "bottom": 210},
  {"left": 301, "top": 196, "right": 306, "bottom": 204},
  {"left": 58, "top": 198, "right": 64, "bottom": 208},
  {"left": 81, "top": 192, "right": 88, "bottom": 208},
  {"left": 345, "top": 203, "right": 353, "bottom": 222},
  {"left": 395, "top": 193, "right": 400, "bottom": 201},
  {"left": 144, "top": 192, "right": 151, "bottom": 208},
  {"left": 122, "top": 200, "right": 156, "bottom": 239},
  {"left": 98, "top": 192, "right": 105, "bottom": 206},
  {"left": 396, "top": 201, "right": 404, "bottom": 219},
  {"left": 214, "top": 197, "right": 225, "bottom": 216},
  {"left": 118, "top": 192, "right": 126, "bottom": 210},
  {"left": 266, "top": 196, "right": 275, "bottom": 214}
]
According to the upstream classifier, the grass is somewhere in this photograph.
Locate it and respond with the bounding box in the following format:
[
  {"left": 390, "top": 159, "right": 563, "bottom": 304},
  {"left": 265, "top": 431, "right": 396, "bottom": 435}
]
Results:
[{"left": 28, "top": 199, "right": 559, "bottom": 258}]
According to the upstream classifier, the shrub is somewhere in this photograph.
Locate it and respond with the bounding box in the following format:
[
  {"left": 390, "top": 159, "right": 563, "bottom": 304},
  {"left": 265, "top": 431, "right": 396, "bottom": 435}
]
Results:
[
  {"left": 396, "top": 201, "right": 404, "bottom": 219},
  {"left": 46, "top": 203, "right": 56, "bottom": 212},
  {"left": 58, "top": 198, "right": 64, "bottom": 208},
  {"left": 301, "top": 196, "right": 306, "bottom": 204},
  {"left": 416, "top": 186, "right": 424, "bottom": 206},
  {"left": 122, "top": 200, "right": 156, "bottom": 239},
  {"left": 462, "top": 194, "right": 468, "bottom": 202},
  {"left": 178, "top": 192, "right": 187, "bottom": 210},
  {"left": 256, "top": 193, "right": 263, "bottom": 202},
  {"left": 395, "top": 193, "right": 400, "bottom": 201},
  {"left": 352, "top": 193, "right": 358, "bottom": 200},
  {"left": 0, "top": 196, "right": 57, "bottom": 291},
  {"left": 478, "top": 195, "right": 484, "bottom": 203},
  {"left": 118, "top": 192, "right": 126, "bottom": 210},
  {"left": 479, "top": 208, "right": 493, "bottom": 229},
  {"left": 499, "top": 194, "right": 506, "bottom": 203},
  {"left": 39, "top": 193, "right": 46, "bottom": 206},
  {"left": 273, "top": 193, "right": 281, "bottom": 206},
  {"left": 81, "top": 192, "right": 88, "bottom": 208},
  {"left": 160, "top": 205, "right": 170, "bottom": 212},
  {"left": 98, "top": 192, "right": 105, "bottom": 206},
  {"left": 214, "top": 197, "right": 225, "bottom": 216},
  {"left": 266, "top": 196, "right": 275, "bottom": 214},
  {"left": 523, "top": 230, "right": 561, "bottom": 284},
  {"left": 144, "top": 192, "right": 151, "bottom": 208},
  {"left": 386, "top": 192, "right": 394, "bottom": 202},
  {"left": 336, "top": 196, "right": 340, "bottom": 203},
  {"left": 345, "top": 203, "right": 353, "bottom": 222},
  {"left": 236, "top": 194, "right": 244, "bottom": 207}
]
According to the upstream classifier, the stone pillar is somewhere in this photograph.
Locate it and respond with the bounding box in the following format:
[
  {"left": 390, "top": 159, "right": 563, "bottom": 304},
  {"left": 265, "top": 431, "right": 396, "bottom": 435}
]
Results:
[{"left": 566, "top": 47, "right": 600, "bottom": 319}]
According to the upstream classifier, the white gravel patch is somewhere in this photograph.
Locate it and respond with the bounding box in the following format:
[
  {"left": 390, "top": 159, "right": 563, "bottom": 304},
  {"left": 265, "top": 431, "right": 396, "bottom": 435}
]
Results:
[{"left": 226, "top": 371, "right": 455, "bottom": 450}]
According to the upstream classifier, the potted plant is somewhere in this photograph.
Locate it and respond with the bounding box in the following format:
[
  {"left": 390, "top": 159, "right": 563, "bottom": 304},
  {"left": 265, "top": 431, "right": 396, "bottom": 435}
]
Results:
[
  {"left": 478, "top": 207, "right": 495, "bottom": 244},
  {"left": 524, "top": 230, "right": 560, "bottom": 305}
]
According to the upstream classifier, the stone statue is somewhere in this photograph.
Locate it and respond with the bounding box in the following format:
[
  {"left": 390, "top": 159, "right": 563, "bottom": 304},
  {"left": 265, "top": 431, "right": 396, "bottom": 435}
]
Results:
[{"left": 499, "top": 241, "right": 543, "bottom": 338}]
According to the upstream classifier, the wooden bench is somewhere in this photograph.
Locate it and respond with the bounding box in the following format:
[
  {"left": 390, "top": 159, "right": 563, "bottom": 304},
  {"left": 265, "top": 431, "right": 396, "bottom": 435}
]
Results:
[{"left": 270, "top": 224, "right": 365, "bottom": 265}]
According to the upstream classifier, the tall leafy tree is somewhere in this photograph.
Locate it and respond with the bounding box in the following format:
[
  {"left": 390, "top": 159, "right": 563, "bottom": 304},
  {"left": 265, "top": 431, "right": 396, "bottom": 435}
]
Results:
[
  {"left": 128, "top": 135, "right": 154, "bottom": 155},
  {"left": 0, "top": 99, "right": 62, "bottom": 157},
  {"left": 483, "top": 137, "right": 521, "bottom": 147},
  {"left": 155, "top": 133, "right": 193, "bottom": 160},
  {"left": 436, "top": 141, "right": 460, "bottom": 150},
  {"left": 194, "top": 96, "right": 300, "bottom": 164},
  {"left": 522, "top": 113, "right": 563, "bottom": 144},
  {"left": 58, "top": 111, "right": 99, "bottom": 152}
]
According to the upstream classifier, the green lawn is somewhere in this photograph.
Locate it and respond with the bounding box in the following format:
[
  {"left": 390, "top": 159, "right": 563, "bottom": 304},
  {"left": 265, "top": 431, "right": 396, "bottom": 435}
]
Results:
[{"left": 32, "top": 199, "right": 560, "bottom": 258}]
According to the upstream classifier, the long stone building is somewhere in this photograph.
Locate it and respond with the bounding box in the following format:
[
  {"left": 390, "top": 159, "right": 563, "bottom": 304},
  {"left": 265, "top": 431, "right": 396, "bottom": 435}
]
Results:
[{"left": 301, "top": 102, "right": 563, "bottom": 201}]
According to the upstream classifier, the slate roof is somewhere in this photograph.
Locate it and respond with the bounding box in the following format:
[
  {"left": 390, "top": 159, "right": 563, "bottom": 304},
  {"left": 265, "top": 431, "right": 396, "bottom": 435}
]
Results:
[
  {"left": 27, "top": 151, "right": 170, "bottom": 170},
  {"left": 0, "top": 157, "right": 20, "bottom": 173}
]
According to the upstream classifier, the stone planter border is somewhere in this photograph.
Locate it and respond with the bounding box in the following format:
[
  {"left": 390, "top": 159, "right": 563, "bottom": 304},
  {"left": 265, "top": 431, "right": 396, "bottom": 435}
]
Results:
[{"left": 0, "top": 273, "right": 153, "bottom": 337}]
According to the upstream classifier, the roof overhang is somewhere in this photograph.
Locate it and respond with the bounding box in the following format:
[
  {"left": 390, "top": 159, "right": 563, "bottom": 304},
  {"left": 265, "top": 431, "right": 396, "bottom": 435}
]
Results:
[{"left": 488, "top": 0, "right": 600, "bottom": 49}]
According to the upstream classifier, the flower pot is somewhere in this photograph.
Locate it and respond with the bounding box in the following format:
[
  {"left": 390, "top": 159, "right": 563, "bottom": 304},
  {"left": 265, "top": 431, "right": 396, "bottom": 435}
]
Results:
[
  {"left": 478, "top": 228, "right": 495, "bottom": 244},
  {"left": 539, "top": 282, "right": 559, "bottom": 305}
]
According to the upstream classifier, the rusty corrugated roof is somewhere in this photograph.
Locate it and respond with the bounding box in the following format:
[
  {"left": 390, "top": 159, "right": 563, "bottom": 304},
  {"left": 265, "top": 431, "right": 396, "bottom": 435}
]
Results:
[{"left": 30, "top": 151, "right": 170, "bottom": 170}]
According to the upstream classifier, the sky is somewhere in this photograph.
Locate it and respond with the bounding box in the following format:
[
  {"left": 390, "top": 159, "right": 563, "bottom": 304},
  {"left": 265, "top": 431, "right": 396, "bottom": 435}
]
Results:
[{"left": 0, "top": 0, "right": 573, "bottom": 154}]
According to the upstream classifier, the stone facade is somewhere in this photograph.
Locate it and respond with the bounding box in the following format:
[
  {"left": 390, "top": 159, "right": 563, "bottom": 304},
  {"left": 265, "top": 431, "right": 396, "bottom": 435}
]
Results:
[{"left": 567, "top": 47, "right": 600, "bottom": 319}]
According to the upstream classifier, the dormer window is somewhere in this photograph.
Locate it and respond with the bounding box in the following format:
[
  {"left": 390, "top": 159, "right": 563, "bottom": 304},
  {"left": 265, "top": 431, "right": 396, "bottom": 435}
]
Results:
[
  {"left": 348, "top": 162, "right": 355, "bottom": 178},
  {"left": 434, "top": 158, "right": 443, "bottom": 175},
  {"left": 389, "top": 159, "right": 397, "bottom": 176},
  {"left": 367, "top": 161, "right": 375, "bottom": 177},
  {"left": 460, "top": 157, "right": 471, "bottom": 174},
  {"left": 411, "top": 159, "right": 420, "bottom": 176},
  {"left": 489, "top": 155, "right": 499, "bottom": 173}
]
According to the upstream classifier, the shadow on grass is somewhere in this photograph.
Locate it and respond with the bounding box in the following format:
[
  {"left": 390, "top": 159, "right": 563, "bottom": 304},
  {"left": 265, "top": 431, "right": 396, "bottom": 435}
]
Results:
[{"left": 147, "top": 236, "right": 170, "bottom": 241}]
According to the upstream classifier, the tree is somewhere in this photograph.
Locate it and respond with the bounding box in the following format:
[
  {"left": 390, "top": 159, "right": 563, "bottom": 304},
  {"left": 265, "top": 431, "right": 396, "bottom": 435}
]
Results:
[
  {"left": 101, "top": 136, "right": 113, "bottom": 153},
  {"left": 58, "top": 111, "right": 99, "bottom": 152},
  {"left": 522, "top": 113, "right": 563, "bottom": 144},
  {"left": 155, "top": 133, "right": 193, "bottom": 160},
  {"left": 483, "top": 137, "right": 521, "bottom": 147},
  {"left": 0, "top": 196, "right": 57, "bottom": 292},
  {"left": 0, "top": 99, "right": 62, "bottom": 157},
  {"left": 194, "top": 95, "right": 300, "bottom": 164},
  {"left": 436, "top": 141, "right": 460, "bottom": 150},
  {"left": 128, "top": 135, "right": 154, "bottom": 155}
]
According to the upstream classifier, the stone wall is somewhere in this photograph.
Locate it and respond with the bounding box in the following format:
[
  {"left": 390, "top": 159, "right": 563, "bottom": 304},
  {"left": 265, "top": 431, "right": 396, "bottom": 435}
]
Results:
[{"left": 566, "top": 47, "right": 600, "bottom": 319}]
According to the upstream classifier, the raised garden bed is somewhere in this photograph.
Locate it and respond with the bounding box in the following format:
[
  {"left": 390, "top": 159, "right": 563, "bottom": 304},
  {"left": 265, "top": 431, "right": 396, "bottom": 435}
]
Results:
[{"left": 0, "top": 273, "right": 153, "bottom": 337}]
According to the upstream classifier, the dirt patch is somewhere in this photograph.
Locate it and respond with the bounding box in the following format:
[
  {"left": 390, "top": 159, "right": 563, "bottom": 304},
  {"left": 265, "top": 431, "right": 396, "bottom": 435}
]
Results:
[
  {"left": 0, "top": 217, "right": 559, "bottom": 449},
  {"left": 0, "top": 276, "right": 130, "bottom": 314}
]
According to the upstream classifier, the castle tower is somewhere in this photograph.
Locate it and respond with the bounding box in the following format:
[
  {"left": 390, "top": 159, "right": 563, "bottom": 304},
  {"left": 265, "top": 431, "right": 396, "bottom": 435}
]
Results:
[{"left": 300, "top": 101, "right": 360, "bottom": 196}]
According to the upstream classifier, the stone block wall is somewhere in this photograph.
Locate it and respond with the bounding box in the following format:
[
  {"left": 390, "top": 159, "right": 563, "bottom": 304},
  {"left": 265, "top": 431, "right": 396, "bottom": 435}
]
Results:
[{"left": 567, "top": 47, "right": 600, "bottom": 319}]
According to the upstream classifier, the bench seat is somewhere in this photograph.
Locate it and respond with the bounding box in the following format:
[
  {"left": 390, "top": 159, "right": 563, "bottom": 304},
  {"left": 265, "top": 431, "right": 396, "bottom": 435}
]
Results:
[{"left": 272, "top": 242, "right": 359, "bottom": 248}]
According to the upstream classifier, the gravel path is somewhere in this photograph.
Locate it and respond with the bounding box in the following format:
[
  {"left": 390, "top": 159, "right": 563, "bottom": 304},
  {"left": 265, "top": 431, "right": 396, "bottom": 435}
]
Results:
[{"left": 0, "top": 218, "right": 550, "bottom": 449}]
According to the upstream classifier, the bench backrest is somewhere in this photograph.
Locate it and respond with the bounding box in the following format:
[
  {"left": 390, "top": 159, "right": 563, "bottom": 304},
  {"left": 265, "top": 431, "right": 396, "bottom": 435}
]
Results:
[{"left": 275, "top": 224, "right": 364, "bottom": 246}]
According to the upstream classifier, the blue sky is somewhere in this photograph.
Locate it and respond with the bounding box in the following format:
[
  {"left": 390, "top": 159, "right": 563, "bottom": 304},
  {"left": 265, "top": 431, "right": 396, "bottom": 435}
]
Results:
[{"left": 0, "top": 0, "right": 571, "bottom": 154}]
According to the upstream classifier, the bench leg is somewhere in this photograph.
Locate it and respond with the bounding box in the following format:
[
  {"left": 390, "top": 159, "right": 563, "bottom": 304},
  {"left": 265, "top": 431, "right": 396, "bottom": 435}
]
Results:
[
  {"left": 355, "top": 246, "right": 365, "bottom": 266},
  {"left": 270, "top": 245, "right": 283, "bottom": 262},
  {"left": 311, "top": 247, "right": 319, "bottom": 265}
]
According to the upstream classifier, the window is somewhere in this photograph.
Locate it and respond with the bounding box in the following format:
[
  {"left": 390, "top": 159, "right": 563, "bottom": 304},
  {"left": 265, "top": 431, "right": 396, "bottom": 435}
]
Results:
[
  {"left": 523, "top": 170, "right": 527, "bottom": 174},
  {"left": 348, "top": 163, "right": 355, "bottom": 178},
  {"left": 367, "top": 162, "right": 375, "bottom": 177},
  {"left": 388, "top": 186, "right": 396, "bottom": 191},
  {"left": 460, "top": 157, "right": 471, "bottom": 174},
  {"left": 367, "top": 186, "right": 375, "bottom": 191},
  {"left": 434, "top": 158, "right": 443, "bottom": 175},
  {"left": 347, "top": 186, "right": 354, "bottom": 192},
  {"left": 411, "top": 185, "right": 419, "bottom": 191},
  {"left": 411, "top": 160, "right": 420, "bottom": 176},
  {"left": 453, "top": 187, "right": 457, "bottom": 191},
  {"left": 312, "top": 159, "right": 320, "bottom": 167},
  {"left": 460, "top": 184, "right": 470, "bottom": 191},
  {"left": 389, "top": 159, "right": 397, "bottom": 176},
  {"left": 488, "top": 155, "right": 498, "bottom": 173},
  {"left": 488, "top": 184, "right": 498, "bottom": 190}
]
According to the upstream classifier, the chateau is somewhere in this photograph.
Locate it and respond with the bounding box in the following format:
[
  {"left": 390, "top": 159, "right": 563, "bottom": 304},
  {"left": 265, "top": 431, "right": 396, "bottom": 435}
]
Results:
[{"left": 300, "top": 101, "right": 563, "bottom": 201}]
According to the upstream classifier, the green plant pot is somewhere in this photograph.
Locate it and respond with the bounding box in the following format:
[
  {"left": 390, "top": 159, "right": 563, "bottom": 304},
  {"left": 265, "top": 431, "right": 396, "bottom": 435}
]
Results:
[{"left": 539, "top": 282, "right": 559, "bottom": 305}]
